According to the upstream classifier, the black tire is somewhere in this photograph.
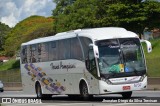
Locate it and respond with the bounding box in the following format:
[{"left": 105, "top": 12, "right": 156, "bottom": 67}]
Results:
[
  {"left": 42, "top": 94, "right": 52, "bottom": 99},
  {"left": 121, "top": 91, "right": 132, "bottom": 99},
  {"left": 68, "top": 95, "right": 80, "bottom": 100},
  {"left": 36, "top": 83, "right": 43, "bottom": 99},
  {"left": 36, "top": 84, "right": 52, "bottom": 99},
  {"left": 80, "top": 82, "right": 92, "bottom": 100},
  {"left": 0, "top": 89, "right": 4, "bottom": 92}
]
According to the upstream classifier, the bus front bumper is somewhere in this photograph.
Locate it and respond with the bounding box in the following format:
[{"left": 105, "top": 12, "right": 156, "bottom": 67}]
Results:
[{"left": 99, "top": 77, "right": 147, "bottom": 94}]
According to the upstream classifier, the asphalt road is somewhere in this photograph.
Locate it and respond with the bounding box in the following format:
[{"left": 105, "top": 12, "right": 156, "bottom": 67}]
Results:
[{"left": 0, "top": 91, "right": 160, "bottom": 106}]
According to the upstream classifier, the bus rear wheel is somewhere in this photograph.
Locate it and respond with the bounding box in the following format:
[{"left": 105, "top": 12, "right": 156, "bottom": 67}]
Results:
[
  {"left": 36, "top": 83, "right": 52, "bottom": 99},
  {"left": 121, "top": 91, "right": 132, "bottom": 99},
  {"left": 36, "top": 83, "right": 43, "bottom": 99}
]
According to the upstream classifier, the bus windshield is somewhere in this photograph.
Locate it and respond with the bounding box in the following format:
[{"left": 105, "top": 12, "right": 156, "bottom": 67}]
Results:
[{"left": 97, "top": 38, "right": 145, "bottom": 78}]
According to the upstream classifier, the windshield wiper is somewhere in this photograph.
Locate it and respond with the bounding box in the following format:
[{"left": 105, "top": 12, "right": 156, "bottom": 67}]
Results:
[
  {"left": 101, "top": 71, "right": 117, "bottom": 79},
  {"left": 109, "top": 71, "right": 118, "bottom": 78},
  {"left": 133, "top": 68, "right": 140, "bottom": 76},
  {"left": 133, "top": 70, "right": 138, "bottom": 75}
]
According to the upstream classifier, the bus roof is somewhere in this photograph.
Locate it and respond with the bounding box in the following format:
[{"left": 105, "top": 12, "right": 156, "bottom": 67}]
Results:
[{"left": 22, "top": 27, "right": 138, "bottom": 46}]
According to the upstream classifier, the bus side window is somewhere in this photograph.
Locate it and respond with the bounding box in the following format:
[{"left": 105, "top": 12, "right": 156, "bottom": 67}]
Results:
[
  {"left": 27, "top": 44, "right": 37, "bottom": 63},
  {"left": 21, "top": 46, "right": 27, "bottom": 64},
  {"left": 79, "top": 37, "right": 92, "bottom": 60},
  {"left": 88, "top": 49, "right": 96, "bottom": 71},
  {"left": 37, "top": 43, "right": 49, "bottom": 62},
  {"left": 85, "top": 47, "right": 98, "bottom": 77},
  {"left": 49, "top": 41, "right": 58, "bottom": 61},
  {"left": 58, "top": 39, "right": 71, "bottom": 60},
  {"left": 37, "top": 43, "right": 42, "bottom": 62},
  {"left": 71, "top": 38, "right": 83, "bottom": 60}
]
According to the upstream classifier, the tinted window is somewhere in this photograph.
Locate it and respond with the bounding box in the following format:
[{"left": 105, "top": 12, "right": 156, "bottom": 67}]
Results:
[
  {"left": 71, "top": 38, "right": 83, "bottom": 60},
  {"left": 21, "top": 46, "right": 27, "bottom": 64},
  {"left": 58, "top": 39, "right": 71, "bottom": 60},
  {"left": 27, "top": 45, "right": 37, "bottom": 63},
  {"left": 37, "top": 43, "right": 49, "bottom": 62},
  {"left": 79, "top": 37, "right": 92, "bottom": 59},
  {"left": 49, "top": 41, "right": 58, "bottom": 61},
  {"left": 97, "top": 39, "right": 121, "bottom": 74},
  {"left": 119, "top": 38, "right": 145, "bottom": 72}
]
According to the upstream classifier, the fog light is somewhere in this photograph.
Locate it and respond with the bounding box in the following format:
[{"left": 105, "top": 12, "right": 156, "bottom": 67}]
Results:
[{"left": 104, "top": 89, "right": 108, "bottom": 92}]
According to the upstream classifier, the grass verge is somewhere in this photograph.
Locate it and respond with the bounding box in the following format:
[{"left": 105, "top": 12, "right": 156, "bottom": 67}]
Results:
[
  {"left": 143, "top": 38, "right": 160, "bottom": 77},
  {"left": 0, "top": 59, "right": 20, "bottom": 71}
]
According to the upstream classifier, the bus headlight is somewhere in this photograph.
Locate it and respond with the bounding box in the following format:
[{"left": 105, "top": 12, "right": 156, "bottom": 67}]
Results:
[
  {"left": 106, "top": 79, "right": 112, "bottom": 85},
  {"left": 101, "top": 78, "right": 112, "bottom": 85},
  {"left": 140, "top": 74, "right": 146, "bottom": 82},
  {"left": 101, "top": 77, "right": 106, "bottom": 82}
]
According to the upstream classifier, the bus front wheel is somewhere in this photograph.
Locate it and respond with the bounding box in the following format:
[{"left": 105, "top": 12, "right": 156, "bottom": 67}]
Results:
[
  {"left": 80, "top": 82, "right": 92, "bottom": 100},
  {"left": 121, "top": 91, "right": 132, "bottom": 99}
]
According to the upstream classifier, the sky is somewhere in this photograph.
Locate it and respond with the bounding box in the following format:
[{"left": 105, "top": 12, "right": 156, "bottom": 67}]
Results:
[{"left": 0, "top": 0, "right": 56, "bottom": 27}]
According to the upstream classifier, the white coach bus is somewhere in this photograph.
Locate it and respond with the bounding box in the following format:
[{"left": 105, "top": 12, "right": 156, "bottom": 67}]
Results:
[{"left": 20, "top": 27, "right": 152, "bottom": 99}]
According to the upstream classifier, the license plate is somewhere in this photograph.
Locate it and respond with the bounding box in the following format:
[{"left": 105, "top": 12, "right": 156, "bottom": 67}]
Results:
[{"left": 123, "top": 86, "right": 131, "bottom": 90}]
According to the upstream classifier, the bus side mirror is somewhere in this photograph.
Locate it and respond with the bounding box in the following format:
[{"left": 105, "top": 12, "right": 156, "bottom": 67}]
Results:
[
  {"left": 89, "top": 44, "right": 99, "bottom": 58},
  {"left": 140, "top": 40, "right": 152, "bottom": 53}
]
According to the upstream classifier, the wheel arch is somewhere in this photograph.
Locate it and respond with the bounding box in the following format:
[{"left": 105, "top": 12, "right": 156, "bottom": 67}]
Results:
[
  {"left": 35, "top": 80, "right": 43, "bottom": 94},
  {"left": 79, "top": 78, "right": 91, "bottom": 94}
]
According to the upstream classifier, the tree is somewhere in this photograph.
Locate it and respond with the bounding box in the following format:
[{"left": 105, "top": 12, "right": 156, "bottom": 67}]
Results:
[
  {"left": 53, "top": 0, "right": 98, "bottom": 32},
  {"left": 0, "top": 22, "right": 11, "bottom": 55},
  {"left": 53, "top": 0, "right": 76, "bottom": 16},
  {"left": 143, "top": 1, "right": 160, "bottom": 29},
  {"left": 52, "top": 0, "right": 160, "bottom": 36},
  {"left": 4, "top": 16, "right": 54, "bottom": 56}
]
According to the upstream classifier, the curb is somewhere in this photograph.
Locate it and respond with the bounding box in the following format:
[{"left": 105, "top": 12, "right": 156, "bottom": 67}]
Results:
[
  {"left": 4, "top": 87, "right": 23, "bottom": 91},
  {"left": 147, "top": 85, "right": 160, "bottom": 91}
]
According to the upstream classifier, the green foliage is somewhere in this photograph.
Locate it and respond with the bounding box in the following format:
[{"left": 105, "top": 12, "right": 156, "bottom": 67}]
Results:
[
  {"left": 0, "top": 22, "right": 11, "bottom": 55},
  {"left": 143, "top": 1, "right": 160, "bottom": 29},
  {"left": 143, "top": 39, "right": 160, "bottom": 77},
  {"left": 0, "top": 59, "right": 19, "bottom": 71},
  {"left": 53, "top": 0, "right": 76, "bottom": 15},
  {"left": 144, "top": 39, "right": 160, "bottom": 59},
  {"left": 52, "top": 0, "right": 160, "bottom": 35},
  {"left": 4, "top": 15, "right": 54, "bottom": 56},
  {"left": 12, "top": 59, "right": 20, "bottom": 69},
  {"left": 53, "top": 0, "right": 98, "bottom": 32}
]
